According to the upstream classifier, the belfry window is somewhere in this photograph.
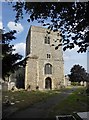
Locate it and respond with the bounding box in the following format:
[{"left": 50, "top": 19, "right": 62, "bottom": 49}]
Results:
[
  {"left": 44, "top": 36, "right": 50, "bottom": 44},
  {"left": 44, "top": 63, "right": 52, "bottom": 74}
]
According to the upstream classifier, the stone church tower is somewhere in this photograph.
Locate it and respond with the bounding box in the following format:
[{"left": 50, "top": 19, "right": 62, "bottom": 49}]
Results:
[{"left": 25, "top": 26, "right": 64, "bottom": 90}]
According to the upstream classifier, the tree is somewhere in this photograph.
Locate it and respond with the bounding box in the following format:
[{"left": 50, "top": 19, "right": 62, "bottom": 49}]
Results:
[
  {"left": 1, "top": 30, "right": 22, "bottom": 80},
  {"left": 69, "top": 64, "right": 88, "bottom": 83},
  {"left": 10, "top": 2, "right": 89, "bottom": 52}
]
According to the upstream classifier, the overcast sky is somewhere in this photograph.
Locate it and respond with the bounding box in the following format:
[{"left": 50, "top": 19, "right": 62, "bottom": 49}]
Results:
[{"left": 1, "top": 2, "right": 87, "bottom": 75}]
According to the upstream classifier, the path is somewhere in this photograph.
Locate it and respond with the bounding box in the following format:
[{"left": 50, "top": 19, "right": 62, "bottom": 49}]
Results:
[{"left": 7, "top": 87, "right": 77, "bottom": 119}]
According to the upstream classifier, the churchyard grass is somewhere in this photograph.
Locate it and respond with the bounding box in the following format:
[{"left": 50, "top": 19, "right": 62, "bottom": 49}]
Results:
[
  {"left": 49, "top": 87, "right": 89, "bottom": 117},
  {"left": 2, "top": 89, "right": 62, "bottom": 110}
]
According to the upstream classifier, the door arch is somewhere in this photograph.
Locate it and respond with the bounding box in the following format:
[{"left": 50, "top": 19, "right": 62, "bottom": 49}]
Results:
[{"left": 45, "top": 77, "right": 52, "bottom": 89}]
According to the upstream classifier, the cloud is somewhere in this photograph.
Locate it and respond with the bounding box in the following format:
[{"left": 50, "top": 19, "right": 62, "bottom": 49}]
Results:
[
  {"left": 63, "top": 49, "right": 87, "bottom": 75},
  {"left": 7, "top": 21, "right": 24, "bottom": 33},
  {"left": 0, "top": 21, "right": 3, "bottom": 29},
  {"left": 63, "top": 47, "right": 86, "bottom": 62},
  {"left": 13, "top": 43, "right": 26, "bottom": 57}
]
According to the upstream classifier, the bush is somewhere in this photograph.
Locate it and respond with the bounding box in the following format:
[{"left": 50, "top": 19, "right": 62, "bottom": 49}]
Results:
[
  {"left": 86, "top": 88, "right": 89, "bottom": 95},
  {"left": 71, "top": 82, "right": 80, "bottom": 86}
]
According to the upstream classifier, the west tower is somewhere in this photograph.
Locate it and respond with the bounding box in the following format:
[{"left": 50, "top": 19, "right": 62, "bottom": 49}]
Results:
[{"left": 25, "top": 26, "right": 64, "bottom": 90}]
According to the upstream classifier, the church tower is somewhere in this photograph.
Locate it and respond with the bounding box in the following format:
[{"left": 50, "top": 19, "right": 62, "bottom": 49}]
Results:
[{"left": 25, "top": 26, "right": 64, "bottom": 90}]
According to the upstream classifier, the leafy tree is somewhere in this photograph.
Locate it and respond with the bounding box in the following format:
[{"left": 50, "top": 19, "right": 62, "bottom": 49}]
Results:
[
  {"left": 1, "top": 30, "right": 22, "bottom": 80},
  {"left": 10, "top": 2, "right": 89, "bottom": 52},
  {"left": 69, "top": 64, "right": 88, "bottom": 83}
]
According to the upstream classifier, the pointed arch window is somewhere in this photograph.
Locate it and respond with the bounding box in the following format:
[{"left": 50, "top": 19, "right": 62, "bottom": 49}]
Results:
[{"left": 44, "top": 63, "right": 52, "bottom": 74}]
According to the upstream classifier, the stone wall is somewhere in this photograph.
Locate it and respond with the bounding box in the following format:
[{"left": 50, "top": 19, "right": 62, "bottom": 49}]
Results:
[
  {"left": 64, "top": 75, "right": 71, "bottom": 87},
  {"left": 8, "top": 67, "right": 25, "bottom": 90}
]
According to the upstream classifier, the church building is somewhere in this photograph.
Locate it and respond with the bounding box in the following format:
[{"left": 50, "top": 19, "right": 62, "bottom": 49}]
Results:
[{"left": 25, "top": 26, "right": 64, "bottom": 90}]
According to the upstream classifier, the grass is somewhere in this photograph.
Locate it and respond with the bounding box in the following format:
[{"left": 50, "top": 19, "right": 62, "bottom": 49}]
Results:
[
  {"left": 3, "top": 86, "right": 88, "bottom": 117},
  {"left": 2, "top": 89, "right": 61, "bottom": 110},
  {"left": 49, "top": 87, "right": 89, "bottom": 117}
]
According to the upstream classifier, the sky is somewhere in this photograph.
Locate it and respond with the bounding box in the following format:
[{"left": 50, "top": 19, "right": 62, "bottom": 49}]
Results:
[{"left": 1, "top": 2, "right": 87, "bottom": 75}]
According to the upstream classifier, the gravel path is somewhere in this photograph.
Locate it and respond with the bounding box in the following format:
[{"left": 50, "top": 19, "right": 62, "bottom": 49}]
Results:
[{"left": 7, "top": 87, "right": 77, "bottom": 119}]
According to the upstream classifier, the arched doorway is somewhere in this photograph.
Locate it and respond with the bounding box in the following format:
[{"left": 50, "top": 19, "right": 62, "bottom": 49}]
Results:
[{"left": 45, "top": 77, "right": 52, "bottom": 89}]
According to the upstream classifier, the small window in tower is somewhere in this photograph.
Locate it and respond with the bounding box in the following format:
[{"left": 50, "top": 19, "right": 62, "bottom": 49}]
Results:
[
  {"left": 47, "top": 54, "right": 51, "bottom": 58},
  {"left": 45, "top": 36, "right": 47, "bottom": 44},
  {"left": 44, "top": 36, "right": 50, "bottom": 44},
  {"left": 48, "top": 36, "right": 50, "bottom": 44}
]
